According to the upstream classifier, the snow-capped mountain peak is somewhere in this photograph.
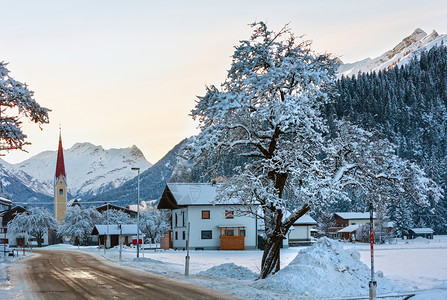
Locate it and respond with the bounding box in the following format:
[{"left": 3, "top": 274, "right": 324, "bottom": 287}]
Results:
[
  {"left": 338, "top": 28, "right": 447, "bottom": 77},
  {"left": 2, "top": 142, "right": 152, "bottom": 199}
]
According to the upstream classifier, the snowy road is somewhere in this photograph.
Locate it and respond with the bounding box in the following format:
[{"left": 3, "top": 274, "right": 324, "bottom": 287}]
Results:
[{"left": 11, "top": 249, "right": 237, "bottom": 300}]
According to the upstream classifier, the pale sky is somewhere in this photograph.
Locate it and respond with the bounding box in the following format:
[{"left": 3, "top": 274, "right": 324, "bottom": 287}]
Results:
[{"left": 1, "top": 0, "right": 446, "bottom": 164}]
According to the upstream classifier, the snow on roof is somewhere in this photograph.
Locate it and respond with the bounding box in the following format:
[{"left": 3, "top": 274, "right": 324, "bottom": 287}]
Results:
[
  {"left": 337, "top": 225, "right": 359, "bottom": 233},
  {"left": 410, "top": 228, "right": 434, "bottom": 234},
  {"left": 0, "top": 197, "right": 12, "bottom": 207},
  {"left": 92, "top": 224, "right": 144, "bottom": 236},
  {"left": 293, "top": 214, "right": 317, "bottom": 225},
  {"left": 166, "top": 183, "right": 239, "bottom": 206},
  {"left": 335, "top": 212, "right": 376, "bottom": 220}
]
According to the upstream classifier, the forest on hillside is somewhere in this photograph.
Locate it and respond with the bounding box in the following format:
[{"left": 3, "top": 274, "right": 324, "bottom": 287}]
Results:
[
  {"left": 332, "top": 45, "right": 447, "bottom": 232},
  {"left": 173, "top": 45, "right": 447, "bottom": 233}
]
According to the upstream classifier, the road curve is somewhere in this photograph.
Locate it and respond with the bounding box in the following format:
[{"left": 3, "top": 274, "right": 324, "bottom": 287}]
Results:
[{"left": 12, "top": 249, "right": 239, "bottom": 300}]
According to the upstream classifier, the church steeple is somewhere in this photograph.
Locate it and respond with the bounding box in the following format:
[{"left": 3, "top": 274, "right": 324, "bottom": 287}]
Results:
[
  {"left": 54, "top": 128, "right": 67, "bottom": 224},
  {"left": 55, "top": 130, "right": 66, "bottom": 180}
]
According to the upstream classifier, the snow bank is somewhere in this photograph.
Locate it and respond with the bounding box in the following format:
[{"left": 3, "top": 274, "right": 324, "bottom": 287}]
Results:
[
  {"left": 254, "top": 237, "right": 399, "bottom": 298},
  {"left": 199, "top": 263, "right": 258, "bottom": 280}
]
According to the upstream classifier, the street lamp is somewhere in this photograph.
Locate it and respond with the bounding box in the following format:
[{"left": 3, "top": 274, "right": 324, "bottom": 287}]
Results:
[{"left": 131, "top": 167, "right": 140, "bottom": 258}]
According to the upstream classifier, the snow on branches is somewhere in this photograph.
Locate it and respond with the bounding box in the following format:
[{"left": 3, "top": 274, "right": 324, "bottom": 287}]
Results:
[
  {"left": 185, "top": 21, "right": 441, "bottom": 279},
  {"left": 7, "top": 207, "right": 58, "bottom": 247},
  {"left": 0, "top": 62, "right": 50, "bottom": 152},
  {"left": 58, "top": 206, "right": 101, "bottom": 245},
  {"left": 139, "top": 208, "right": 170, "bottom": 243}
]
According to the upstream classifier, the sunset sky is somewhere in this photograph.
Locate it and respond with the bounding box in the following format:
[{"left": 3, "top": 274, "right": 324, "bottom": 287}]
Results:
[{"left": 1, "top": 0, "right": 447, "bottom": 164}]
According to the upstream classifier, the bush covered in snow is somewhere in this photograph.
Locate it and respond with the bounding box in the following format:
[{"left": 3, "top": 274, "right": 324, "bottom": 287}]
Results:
[
  {"left": 199, "top": 263, "right": 258, "bottom": 280},
  {"left": 254, "top": 237, "right": 399, "bottom": 298}
]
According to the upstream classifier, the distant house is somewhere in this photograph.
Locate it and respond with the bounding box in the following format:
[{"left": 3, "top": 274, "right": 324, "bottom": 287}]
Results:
[
  {"left": 0, "top": 197, "right": 12, "bottom": 210},
  {"left": 158, "top": 183, "right": 257, "bottom": 250},
  {"left": 331, "top": 212, "right": 377, "bottom": 241},
  {"left": 0, "top": 206, "right": 49, "bottom": 247},
  {"left": 409, "top": 228, "right": 434, "bottom": 239},
  {"left": 337, "top": 225, "right": 360, "bottom": 242},
  {"left": 333, "top": 212, "right": 377, "bottom": 227},
  {"left": 67, "top": 199, "right": 82, "bottom": 208},
  {"left": 288, "top": 214, "right": 317, "bottom": 246},
  {"left": 91, "top": 224, "right": 144, "bottom": 248},
  {"left": 96, "top": 203, "right": 138, "bottom": 219}
]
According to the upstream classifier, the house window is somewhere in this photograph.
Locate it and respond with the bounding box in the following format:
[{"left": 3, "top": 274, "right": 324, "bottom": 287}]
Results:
[
  {"left": 225, "top": 210, "right": 234, "bottom": 219},
  {"left": 201, "top": 210, "right": 210, "bottom": 219},
  {"left": 175, "top": 213, "right": 178, "bottom": 227},
  {"left": 175, "top": 231, "right": 178, "bottom": 240},
  {"left": 182, "top": 211, "right": 185, "bottom": 226},
  {"left": 226, "top": 229, "right": 235, "bottom": 236},
  {"left": 182, "top": 231, "right": 186, "bottom": 240},
  {"left": 58, "top": 189, "right": 64, "bottom": 196},
  {"left": 239, "top": 228, "right": 246, "bottom": 237},
  {"left": 201, "top": 230, "right": 212, "bottom": 239},
  {"left": 351, "top": 222, "right": 356, "bottom": 225}
]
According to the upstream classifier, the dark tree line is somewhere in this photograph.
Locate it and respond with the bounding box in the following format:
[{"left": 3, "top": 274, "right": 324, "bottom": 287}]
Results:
[{"left": 330, "top": 45, "right": 447, "bottom": 233}]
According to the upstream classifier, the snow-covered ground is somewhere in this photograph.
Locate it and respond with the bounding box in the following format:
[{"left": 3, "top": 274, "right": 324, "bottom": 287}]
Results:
[{"left": 1, "top": 236, "right": 447, "bottom": 299}]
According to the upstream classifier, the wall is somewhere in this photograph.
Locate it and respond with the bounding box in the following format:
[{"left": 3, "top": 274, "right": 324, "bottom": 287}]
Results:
[
  {"left": 173, "top": 205, "right": 257, "bottom": 250},
  {"left": 289, "top": 225, "right": 311, "bottom": 241}
]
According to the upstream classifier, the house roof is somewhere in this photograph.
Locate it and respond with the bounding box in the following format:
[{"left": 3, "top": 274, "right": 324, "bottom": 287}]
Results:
[
  {"left": 91, "top": 224, "right": 144, "bottom": 236},
  {"left": 67, "top": 199, "right": 82, "bottom": 208},
  {"left": 0, "top": 206, "right": 26, "bottom": 227},
  {"left": 410, "top": 228, "right": 434, "bottom": 234},
  {"left": 0, "top": 197, "right": 12, "bottom": 207},
  {"left": 293, "top": 214, "right": 317, "bottom": 225},
  {"left": 335, "top": 212, "right": 377, "bottom": 220},
  {"left": 337, "top": 224, "right": 359, "bottom": 233},
  {"left": 158, "top": 183, "right": 239, "bottom": 209},
  {"left": 96, "top": 203, "right": 137, "bottom": 216}
]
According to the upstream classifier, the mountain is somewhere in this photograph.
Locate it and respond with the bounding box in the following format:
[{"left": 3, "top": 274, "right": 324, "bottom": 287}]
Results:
[
  {"left": 1, "top": 142, "right": 152, "bottom": 200},
  {"left": 88, "top": 139, "right": 187, "bottom": 207},
  {"left": 0, "top": 162, "right": 52, "bottom": 206},
  {"left": 338, "top": 28, "right": 447, "bottom": 77}
]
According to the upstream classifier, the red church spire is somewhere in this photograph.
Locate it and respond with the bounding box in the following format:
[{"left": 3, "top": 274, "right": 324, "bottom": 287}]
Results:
[{"left": 55, "top": 129, "right": 66, "bottom": 179}]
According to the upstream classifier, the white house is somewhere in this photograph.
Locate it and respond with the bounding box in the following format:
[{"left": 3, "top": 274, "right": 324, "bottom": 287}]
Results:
[
  {"left": 288, "top": 214, "right": 318, "bottom": 245},
  {"left": 157, "top": 183, "right": 257, "bottom": 250},
  {"left": 91, "top": 224, "right": 144, "bottom": 248}
]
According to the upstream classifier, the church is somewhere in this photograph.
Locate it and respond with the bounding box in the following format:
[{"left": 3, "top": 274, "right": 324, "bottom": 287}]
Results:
[{"left": 54, "top": 130, "right": 67, "bottom": 224}]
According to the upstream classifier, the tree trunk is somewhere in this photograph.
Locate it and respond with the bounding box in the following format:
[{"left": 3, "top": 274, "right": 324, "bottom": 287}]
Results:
[
  {"left": 37, "top": 232, "right": 43, "bottom": 247},
  {"left": 260, "top": 234, "right": 283, "bottom": 279}
]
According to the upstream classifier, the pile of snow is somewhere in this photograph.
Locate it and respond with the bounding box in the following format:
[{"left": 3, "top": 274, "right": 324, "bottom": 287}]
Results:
[
  {"left": 254, "top": 237, "right": 399, "bottom": 298},
  {"left": 199, "top": 263, "right": 258, "bottom": 280}
]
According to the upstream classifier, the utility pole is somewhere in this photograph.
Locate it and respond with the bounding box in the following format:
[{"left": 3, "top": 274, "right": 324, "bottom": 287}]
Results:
[
  {"left": 118, "top": 223, "right": 122, "bottom": 261},
  {"left": 131, "top": 167, "right": 140, "bottom": 258},
  {"left": 185, "top": 222, "right": 190, "bottom": 276},
  {"left": 105, "top": 202, "right": 109, "bottom": 255},
  {"left": 369, "top": 201, "right": 377, "bottom": 300}
]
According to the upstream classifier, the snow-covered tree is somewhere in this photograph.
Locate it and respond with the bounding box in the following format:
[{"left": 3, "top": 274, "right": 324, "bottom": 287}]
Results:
[
  {"left": 139, "top": 208, "right": 170, "bottom": 243},
  {"left": 99, "top": 209, "right": 134, "bottom": 225},
  {"left": 7, "top": 207, "right": 59, "bottom": 247},
  {"left": 392, "top": 199, "right": 414, "bottom": 238},
  {"left": 317, "top": 210, "right": 335, "bottom": 237},
  {"left": 58, "top": 206, "right": 101, "bottom": 245},
  {"left": 186, "top": 22, "right": 442, "bottom": 279},
  {"left": 0, "top": 62, "right": 50, "bottom": 152}
]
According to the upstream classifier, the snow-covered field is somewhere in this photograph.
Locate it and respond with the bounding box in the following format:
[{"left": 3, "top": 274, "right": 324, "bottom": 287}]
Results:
[{"left": 1, "top": 236, "right": 447, "bottom": 299}]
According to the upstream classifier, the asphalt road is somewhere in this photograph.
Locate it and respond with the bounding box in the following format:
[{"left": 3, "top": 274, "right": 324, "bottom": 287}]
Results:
[{"left": 12, "top": 249, "right": 238, "bottom": 300}]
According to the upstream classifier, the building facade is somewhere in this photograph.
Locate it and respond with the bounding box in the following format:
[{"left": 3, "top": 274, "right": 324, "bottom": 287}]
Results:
[{"left": 158, "top": 183, "right": 257, "bottom": 250}]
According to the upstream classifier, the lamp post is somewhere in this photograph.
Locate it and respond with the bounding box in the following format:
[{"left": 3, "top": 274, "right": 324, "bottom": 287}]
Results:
[
  {"left": 131, "top": 167, "right": 140, "bottom": 258},
  {"left": 369, "top": 201, "right": 377, "bottom": 300},
  {"left": 118, "top": 223, "right": 122, "bottom": 261}
]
